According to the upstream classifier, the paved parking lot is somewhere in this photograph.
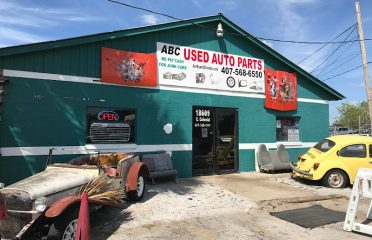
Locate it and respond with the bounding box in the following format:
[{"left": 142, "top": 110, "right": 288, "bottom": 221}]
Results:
[{"left": 92, "top": 172, "right": 371, "bottom": 240}]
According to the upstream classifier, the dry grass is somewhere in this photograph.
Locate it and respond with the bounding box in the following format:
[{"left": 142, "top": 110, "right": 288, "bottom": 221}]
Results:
[{"left": 76, "top": 174, "right": 124, "bottom": 207}]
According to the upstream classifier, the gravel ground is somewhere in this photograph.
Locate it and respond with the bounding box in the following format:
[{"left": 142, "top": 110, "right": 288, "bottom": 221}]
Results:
[
  {"left": 91, "top": 173, "right": 371, "bottom": 240},
  {"left": 121, "top": 179, "right": 255, "bottom": 226},
  {"left": 93, "top": 178, "right": 256, "bottom": 239}
]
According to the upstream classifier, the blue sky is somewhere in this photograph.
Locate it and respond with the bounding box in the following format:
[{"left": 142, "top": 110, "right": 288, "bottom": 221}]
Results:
[{"left": 1, "top": 0, "right": 372, "bottom": 123}]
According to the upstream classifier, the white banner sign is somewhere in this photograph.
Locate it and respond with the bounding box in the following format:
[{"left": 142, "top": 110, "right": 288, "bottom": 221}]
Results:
[{"left": 157, "top": 42, "right": 265, "bottom": 93}]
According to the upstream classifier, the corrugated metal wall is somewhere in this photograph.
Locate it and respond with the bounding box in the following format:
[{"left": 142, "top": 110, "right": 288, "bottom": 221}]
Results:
[{"left": 0, "top": 20, "right": 330, "bottom": 184}]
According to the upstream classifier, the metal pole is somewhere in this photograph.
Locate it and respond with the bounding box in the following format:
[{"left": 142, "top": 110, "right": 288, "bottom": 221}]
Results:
[{"left": 356, "top": 0, "right": 372, "bottom": 129}]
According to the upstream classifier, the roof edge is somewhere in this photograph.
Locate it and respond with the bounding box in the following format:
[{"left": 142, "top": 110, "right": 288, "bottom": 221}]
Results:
[
  {"left": 0, "top": 14, "right": 221, "bottom": 57},
  {"left": 0, "top": 13, "right": 344, "bottom": 100},
  {"left": 217, "top": 15, "right": 344, "bottom": 100}
]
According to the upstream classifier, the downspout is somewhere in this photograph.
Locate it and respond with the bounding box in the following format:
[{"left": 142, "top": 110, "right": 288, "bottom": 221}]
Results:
[
  {"left": 0, "top": 69, "right": 9, "bottom": 157},
  {"left": 0, "top": 69, "right": 9, "bottom": 187}
]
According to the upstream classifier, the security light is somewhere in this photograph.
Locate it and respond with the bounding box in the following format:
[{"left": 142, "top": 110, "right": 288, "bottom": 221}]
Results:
[{"left": 216, "top": 23, "right": 224, "bottom": 38}]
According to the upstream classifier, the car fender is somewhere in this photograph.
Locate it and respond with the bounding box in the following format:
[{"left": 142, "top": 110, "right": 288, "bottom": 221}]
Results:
[
  {"left": 44, "top": 196, "right": 81, "bottom": 218},
  {"left": 44, "top": 195, "right": 106, "bottom": 218},
  {"left": 126, "top": 162, "right": 149, "bottom": 192},
  {"left": 313, "top": 160, "right": 352, "bottom": 183}
]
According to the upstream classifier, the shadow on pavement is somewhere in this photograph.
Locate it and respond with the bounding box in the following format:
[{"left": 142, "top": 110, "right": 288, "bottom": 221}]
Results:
[{"left": 91, "top": 206, "right": 132, "bottom": 239}]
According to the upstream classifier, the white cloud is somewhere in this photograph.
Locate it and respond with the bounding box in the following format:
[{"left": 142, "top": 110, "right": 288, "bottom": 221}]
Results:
[
  {"left": 0, "top": 15, "right": 56, "bottom": 27},
  {"left": 64, "top": 16, "right": 104, "bottom": 22},
  {"left": 0, "top": 1, "right": 103, "bottom": 28},
  {"left": 364, "top": 17, "right": 372, "bottom": 23},
  {"left": 277, "top": 0, "right": 318, "bottom": 3},
  {"left": 0, "top": 26, "right": 46, "bottom": 45},
  {"left": 218, "top": 0, "right": 239, "bottom": 10},
  {"left": 261, "top": 0, "right": 324, "bottom": 72},
  {"left": 348, "top": 81, "right": 365, "bottom": 88},
  {"left": 0, "top": 1, "right": 106, "bottom": 47},
  {"left": 0, "top": 1, "right": 78, "bottom": 15},
  {"left": 260, "top": 40, "right": 274, "bottom": 48},
  {"left": 192, "top": 0, "right": 203, "bottom": 9},
  {"left": 274, "top": 1, "right": 316, "bottom": 40},
  {"left": 140, "top": 14, "right": 159, "bottom": 25}
]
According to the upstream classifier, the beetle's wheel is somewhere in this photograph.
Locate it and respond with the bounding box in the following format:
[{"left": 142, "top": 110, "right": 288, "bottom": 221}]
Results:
[{"left": 322, "top": 169, "right": 348, "bottom": 188}]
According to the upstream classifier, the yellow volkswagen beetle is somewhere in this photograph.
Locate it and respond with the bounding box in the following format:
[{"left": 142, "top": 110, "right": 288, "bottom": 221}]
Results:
[{"left": 291, "top": 135, "right": 372, "bottom": 188}]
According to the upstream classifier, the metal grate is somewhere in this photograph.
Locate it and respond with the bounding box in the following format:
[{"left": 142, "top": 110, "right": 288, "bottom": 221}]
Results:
[
  {"left": 89, "top": 122, "right": 131, "bottom": 142},
  {"left": 0, "top": 193, "right": 31, "bottom": 239}
]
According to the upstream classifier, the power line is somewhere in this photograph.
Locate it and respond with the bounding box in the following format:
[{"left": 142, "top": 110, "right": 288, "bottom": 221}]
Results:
[
  {"left": 311, "top": 26, "right": 357, "bottom": 74},
  {"left": 318, "top": 51, "right": 361, "bottom": 77},
  {"left": 107, "top": 0, "right": 209, "bottom": 30},
  {"left": 256, "top": 37, "right": 371, "bottom": 44},
  {"left": 297, "top": 23, "right": 357, "bottom": 65},
  {"left": 322, "top": 62, "right": 371, "bottom": 81},
  {"left": 108, "top": 0, "right": 182, "bottom": 21},
  {"left": 316, "top": 35, "right": 359, "bottom": 76},
  {"left": 107, "top": 0, "right": 372, "bottom": 45}
]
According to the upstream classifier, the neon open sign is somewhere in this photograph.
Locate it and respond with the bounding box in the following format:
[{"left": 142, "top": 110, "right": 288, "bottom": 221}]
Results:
[{"left": 97, "top": 110, "right": 119, "bottom": 121}]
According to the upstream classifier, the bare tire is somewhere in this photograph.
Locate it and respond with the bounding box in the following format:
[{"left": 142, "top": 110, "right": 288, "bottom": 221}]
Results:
[
  {"left": 127, "top": 172, "right": 145, "bottom": 202},
  {"left": 322, "top": 169, "right": 348, "bottom": 188},
  {"left": 47, "top": 208, "right": 78, "bottom": 240}
]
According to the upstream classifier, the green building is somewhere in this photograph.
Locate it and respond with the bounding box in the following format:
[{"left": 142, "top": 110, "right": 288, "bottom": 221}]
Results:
[{"left": 0, "top": 14, "right": 343, "bottom": 185}]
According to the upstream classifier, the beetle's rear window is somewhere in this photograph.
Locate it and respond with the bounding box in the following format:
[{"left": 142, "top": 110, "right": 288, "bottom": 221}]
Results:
[{"left": 313, "top": 139, "right": 336, "bottom": 152}]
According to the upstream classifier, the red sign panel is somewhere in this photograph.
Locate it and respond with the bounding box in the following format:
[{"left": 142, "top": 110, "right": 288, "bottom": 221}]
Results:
[
  {"left": 265, "top": 68, "right": 297, "bottom": 111},
  {"left": 101, "top": 47, "right": 157, "bottom": 87}
]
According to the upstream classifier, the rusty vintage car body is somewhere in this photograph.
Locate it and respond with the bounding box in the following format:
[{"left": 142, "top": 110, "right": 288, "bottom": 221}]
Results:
[{"left": 0, "top": 152, "right": 149, "bottom": 239}]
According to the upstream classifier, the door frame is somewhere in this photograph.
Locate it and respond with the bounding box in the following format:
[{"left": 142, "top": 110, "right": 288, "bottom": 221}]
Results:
[
  {"left": 192, "top": 106, "right": 239, "bottom": 176},
  {"left": 214, "top": 107, "right": 239, "bottom": 174}
]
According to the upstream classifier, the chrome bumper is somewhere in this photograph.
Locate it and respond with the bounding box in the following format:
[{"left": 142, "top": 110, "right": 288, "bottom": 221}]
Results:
[{"left": 290, "top": 162, "right": 313, "bottom": 177}]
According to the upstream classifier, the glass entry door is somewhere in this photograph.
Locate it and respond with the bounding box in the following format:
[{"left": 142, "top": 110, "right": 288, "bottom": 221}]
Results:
[
  {"left": 215, "top": 108, "right": 238, "bottom": 172},
  {"left": 192, "top": 106, "right": 238, "bottom": 175}
]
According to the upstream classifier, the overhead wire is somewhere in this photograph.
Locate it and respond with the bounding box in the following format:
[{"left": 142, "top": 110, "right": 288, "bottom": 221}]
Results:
[
  {"left": 107, "top": 0, "right": 371, "bottom": 84},
  {"left": 256, "top": 37, "right": 371, "bottom": 44},
  {"left": 107, "top": 0, "right": 372, "bottom": 45},
  {"left": 108, "top": 0, "right": 182, "bottom": 21},
  {"left": 107, "top": 0, "right": 209, "bottom": 30},
  {"left": 323, "top": 62, "right": 371, "bottom": 81},
  {"left": 310, "top": 25, "right": 358, "bottom": 74},
  {"left": 316, "top": 35, "right": 359, "bottom": 77},
  {"left": 296, "top": 23, "right": 357, "bottom": 65},
  {"left": 318, "top": 51, "right": 361, "bottom": 77}
]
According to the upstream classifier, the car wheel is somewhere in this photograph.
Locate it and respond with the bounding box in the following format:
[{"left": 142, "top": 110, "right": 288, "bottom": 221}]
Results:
[
  {"left": 48, "top": 207, "right": 78, "bottom": 240},
  {"left": 322, "top": 169, "right": 348, "bottom": 188},
  {"left": 127, "top": 172, "right": 146, "bottom": 202}
]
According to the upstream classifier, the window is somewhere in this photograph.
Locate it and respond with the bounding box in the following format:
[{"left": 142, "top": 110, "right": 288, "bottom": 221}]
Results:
[
  {"left": 339, "top": 144, "right": 366, "bottom": 158},
  {"left": 276, "top": 117, "right": 299, "bottom": 142},
  {"left": 87, "top": 107, "right": 136, "bottom": 143},
  {"left": 313, "top": 139, "right": 336, "bottom": 153}
]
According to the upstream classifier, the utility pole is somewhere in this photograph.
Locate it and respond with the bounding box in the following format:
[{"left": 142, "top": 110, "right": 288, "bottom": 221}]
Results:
[{"left": 356, "top": 0, "right": 372, "bottom": 131}]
